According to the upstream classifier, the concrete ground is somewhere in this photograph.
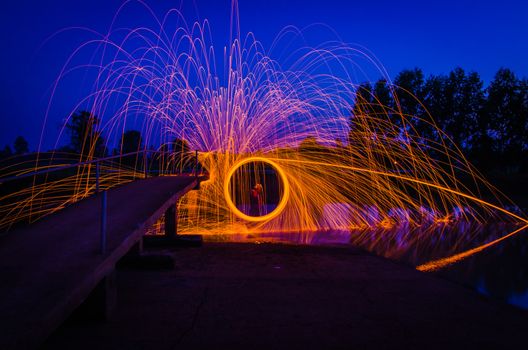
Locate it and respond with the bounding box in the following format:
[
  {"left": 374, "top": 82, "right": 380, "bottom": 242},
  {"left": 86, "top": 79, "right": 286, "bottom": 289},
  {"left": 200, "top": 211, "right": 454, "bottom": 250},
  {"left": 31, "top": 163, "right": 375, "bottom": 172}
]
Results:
[
  {"left": 44, "top": 242, "right": 527, "bottom": 349},
  {"left": 0, "top": 176, "right": 198, "bottom": 349}
]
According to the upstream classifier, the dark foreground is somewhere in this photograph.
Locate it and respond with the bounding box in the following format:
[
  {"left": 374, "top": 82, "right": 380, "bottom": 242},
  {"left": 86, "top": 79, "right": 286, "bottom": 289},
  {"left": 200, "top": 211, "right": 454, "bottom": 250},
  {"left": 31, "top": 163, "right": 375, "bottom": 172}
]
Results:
[
  {"left": 0, "top": 176, "right": 198, "bottom": 349},
  {"left": 44, "top": 243, "right": 526, "bottom": 349}
]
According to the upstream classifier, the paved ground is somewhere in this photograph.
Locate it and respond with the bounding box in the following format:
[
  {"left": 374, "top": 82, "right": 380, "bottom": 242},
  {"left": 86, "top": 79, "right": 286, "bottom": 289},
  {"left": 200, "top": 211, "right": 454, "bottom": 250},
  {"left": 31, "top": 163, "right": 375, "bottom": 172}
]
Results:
[
  {"left": 44, "top": 242, "right": 527, "bottom": 349},
  {"left": 0, "top": 176, "right": 197, "bottom": 349}
]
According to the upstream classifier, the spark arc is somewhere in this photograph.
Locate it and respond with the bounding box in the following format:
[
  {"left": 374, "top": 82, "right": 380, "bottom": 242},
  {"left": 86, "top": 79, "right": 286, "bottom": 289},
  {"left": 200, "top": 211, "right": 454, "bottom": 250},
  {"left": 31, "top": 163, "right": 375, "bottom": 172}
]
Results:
[{"left": 224, "top": 157, "right": 290, "bottom": 222}]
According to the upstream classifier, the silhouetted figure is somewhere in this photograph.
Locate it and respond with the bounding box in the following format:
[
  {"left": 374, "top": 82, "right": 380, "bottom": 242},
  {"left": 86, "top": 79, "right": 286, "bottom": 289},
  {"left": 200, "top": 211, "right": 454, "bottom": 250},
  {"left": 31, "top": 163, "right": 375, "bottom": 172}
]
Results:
[{"left": 249, "top": 183, "right": 263, "bottom": 216}]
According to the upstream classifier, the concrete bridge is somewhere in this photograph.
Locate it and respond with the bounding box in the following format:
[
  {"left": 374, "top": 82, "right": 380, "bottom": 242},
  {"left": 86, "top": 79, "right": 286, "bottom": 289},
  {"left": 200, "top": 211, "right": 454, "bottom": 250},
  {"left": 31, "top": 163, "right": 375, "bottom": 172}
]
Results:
[
  {"left": 1, "top": 161, "right": 527, "bottom": 349},
  {"left": 0, "top": 175, "right": 202, "bottom": 349}
]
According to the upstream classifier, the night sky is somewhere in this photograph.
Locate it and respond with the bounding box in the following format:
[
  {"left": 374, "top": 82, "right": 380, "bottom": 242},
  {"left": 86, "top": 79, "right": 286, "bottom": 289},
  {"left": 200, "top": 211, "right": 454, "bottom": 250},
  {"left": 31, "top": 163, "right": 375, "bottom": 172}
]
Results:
[{"left": 1, "top": 0, "right": 527, "bottom": 150}]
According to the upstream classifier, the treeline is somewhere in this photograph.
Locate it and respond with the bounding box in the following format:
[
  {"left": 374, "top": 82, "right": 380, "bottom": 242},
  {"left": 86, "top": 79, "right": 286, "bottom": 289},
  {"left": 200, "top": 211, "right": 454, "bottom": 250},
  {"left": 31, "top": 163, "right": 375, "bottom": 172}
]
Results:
[
  {"left": 0, "top": 136, "right": 29, "bottom": 158},
  {"left": 58, "top": 111, "right": 191, "bottom": 159},
  {"left": 351, "top": 67, "right": 528, "bottom": 174},
  {"left": 0, "top": 111, "right": 191, "bottom": 161},
  {"left": 2, "top": 67, "right": 527, "bottom": 176}
]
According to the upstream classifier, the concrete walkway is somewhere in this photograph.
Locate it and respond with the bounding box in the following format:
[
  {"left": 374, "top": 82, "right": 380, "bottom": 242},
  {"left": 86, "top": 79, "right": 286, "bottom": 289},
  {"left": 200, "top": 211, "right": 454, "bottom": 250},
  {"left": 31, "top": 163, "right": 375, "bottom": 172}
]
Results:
[
  {"left": 0, "top": 176, "right": 198, "bottom": 349},
  {"left": 44, "top": 242, "right": 527, "bottom": 349}
]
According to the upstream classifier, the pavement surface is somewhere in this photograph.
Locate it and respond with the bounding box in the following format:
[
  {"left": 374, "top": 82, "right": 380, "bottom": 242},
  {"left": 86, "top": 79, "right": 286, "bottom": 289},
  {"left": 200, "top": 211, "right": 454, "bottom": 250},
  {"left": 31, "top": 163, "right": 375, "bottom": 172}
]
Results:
[
  {"left": 0, "top": 176, "right": 198, "bottom": 349},
  {"left": 44, "top": 242, "right": 527, "bottom": 349}
]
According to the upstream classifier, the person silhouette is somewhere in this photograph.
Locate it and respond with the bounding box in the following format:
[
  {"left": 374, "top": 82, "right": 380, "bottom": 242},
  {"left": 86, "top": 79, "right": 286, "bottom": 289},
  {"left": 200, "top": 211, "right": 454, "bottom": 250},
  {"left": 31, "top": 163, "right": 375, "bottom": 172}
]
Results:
[{"left": 249, "top": 183, "right": 263, "bottom": 216}]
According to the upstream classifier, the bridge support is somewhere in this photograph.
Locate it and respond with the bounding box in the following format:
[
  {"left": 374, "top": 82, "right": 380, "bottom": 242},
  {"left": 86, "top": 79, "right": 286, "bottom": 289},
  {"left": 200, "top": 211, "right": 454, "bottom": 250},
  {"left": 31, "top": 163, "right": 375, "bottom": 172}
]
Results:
[
  {"left": 92, "top": 270, "right": 117, "bottom": 320},
  {"left": 142, "top": 200, "right": 202, "bottom": 248},
  {"left": 117, "top": 204, "right": 179, "bottom": 269},
  {"left": 70, "top": 270, "right": 117, "bottom": 322},
  {"left": 164, "top": 203, "right": 178, "bottom": 237},
  {"left": 127, "top": 238, "right": 144, "bottom": 256}
]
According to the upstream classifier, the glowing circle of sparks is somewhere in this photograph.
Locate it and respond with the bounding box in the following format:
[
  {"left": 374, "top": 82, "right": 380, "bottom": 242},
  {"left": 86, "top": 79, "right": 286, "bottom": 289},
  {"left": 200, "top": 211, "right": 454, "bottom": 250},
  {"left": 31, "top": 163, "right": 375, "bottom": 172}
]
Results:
[{"left": 224, "top": 157, "right": 290, "bottom": 222}]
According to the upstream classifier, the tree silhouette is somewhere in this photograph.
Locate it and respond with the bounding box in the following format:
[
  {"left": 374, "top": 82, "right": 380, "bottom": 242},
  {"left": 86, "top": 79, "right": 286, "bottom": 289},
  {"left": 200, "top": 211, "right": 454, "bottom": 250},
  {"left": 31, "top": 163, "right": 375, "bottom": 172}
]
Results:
[
  {"left": 349, "top": 67, "right": 528, "bottom": 175},
  {"left": 425, "top": 68, "right": 484, "bottom": 151},
  {"left": 14, "top": 136, "right": 29, "bottom": 155},
  {"left": 373, "top": 79, "right": 393, "bottom": 116},
  {"left": 393, "top": 68, "right": 434, "bottom": 145},
  {"left": 483, "top": 68, "right": 527, "bottom": 172},
  {"left": 120, "top": 130, "right": 143, "bottom": 154},
  {"left": 0, "top": 145, "right": 12, "bottom": 159},
  {"left": 171, "top": 138, "right": 192, "bottom": 171},
  {"left": 64, "top": 111, "right": 106, "bottom": 158},
  {"left": 349, "top": 82, "right": 373, "bottom": 145},
  {"left": 171, "top": 138, "right": 190, "bottom": 154},
  {"left": 394, "top": 68, "right": 425, "bottom": 119}
]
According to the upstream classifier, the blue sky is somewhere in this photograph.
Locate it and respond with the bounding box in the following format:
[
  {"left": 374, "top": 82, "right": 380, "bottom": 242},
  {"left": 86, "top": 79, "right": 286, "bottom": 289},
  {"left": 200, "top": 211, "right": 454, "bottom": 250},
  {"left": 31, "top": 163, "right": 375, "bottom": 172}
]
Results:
[{"left": 1, "top": 0, "right": 527, "bottom": 150}]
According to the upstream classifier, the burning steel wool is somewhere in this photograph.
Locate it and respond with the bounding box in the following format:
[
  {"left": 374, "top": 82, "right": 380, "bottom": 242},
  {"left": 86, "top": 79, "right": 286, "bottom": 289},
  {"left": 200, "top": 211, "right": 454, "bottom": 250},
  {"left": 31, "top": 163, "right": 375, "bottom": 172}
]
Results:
[{"left": 1, "top": 1, "right": 527, "bottom": 271}]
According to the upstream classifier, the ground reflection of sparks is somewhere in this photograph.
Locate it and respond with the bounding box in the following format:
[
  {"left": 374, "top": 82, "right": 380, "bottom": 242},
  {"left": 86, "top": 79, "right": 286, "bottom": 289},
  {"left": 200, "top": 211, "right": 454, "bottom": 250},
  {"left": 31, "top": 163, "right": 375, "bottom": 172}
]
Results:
[{"left": 416, "top": 225, "right": 528, "bottom": 272}]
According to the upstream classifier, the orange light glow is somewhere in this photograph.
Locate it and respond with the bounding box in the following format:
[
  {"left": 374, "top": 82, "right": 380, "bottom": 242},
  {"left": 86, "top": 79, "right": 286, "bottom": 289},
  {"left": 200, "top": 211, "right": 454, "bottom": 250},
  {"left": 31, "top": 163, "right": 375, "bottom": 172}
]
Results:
[
  {"left": 1, "top": 2, "right": 526, "bottom": 274},
  {"left": 224, "top": 157, "right": 290, "bottom": 222}
]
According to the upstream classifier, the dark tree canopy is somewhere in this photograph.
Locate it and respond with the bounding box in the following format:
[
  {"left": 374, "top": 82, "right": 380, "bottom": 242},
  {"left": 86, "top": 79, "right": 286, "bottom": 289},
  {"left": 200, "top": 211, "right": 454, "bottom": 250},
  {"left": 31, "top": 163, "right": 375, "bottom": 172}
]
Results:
[
  {"left": 120, "top": 130, "right": 143, "bottom": 154},
  {"left": 423, "top": 68, "right": 485, "bottom": 150},
  {"left": 172, "top": 138, "right": 190, "bottom": 154},
  {"left": 0, "top": 145, "right": 12, "bottom": 159},
  {"left": 13, "top": 136, "right": 29, "bottom": 155},
  {"left": 6, "top": 67, "right": 523, "bottom": 176},
  {"left": 350, "top": 67, "right": 528, "bottom": 175},
  {"left": 64, "top": 111, "right": 106, "bottom": 158},
  {"left": 394, "top": 68, "right": 425, "bottom": 118}
]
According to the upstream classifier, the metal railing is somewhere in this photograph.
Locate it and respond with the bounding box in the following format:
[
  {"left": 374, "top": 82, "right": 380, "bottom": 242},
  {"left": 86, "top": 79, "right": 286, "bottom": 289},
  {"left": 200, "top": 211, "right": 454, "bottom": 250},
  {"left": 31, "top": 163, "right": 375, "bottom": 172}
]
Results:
[
  {"left": 0, "top": 149, "right": 200, "bottom": 185},
  {"left": 0, "top": 149, "right": 201, "bottom": 252}
]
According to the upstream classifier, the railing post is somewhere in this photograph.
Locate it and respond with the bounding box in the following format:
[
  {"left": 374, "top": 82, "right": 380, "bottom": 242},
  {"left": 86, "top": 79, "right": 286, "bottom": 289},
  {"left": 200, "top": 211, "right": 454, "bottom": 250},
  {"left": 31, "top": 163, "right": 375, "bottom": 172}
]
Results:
[
  {"left": 100, "top": 190, "right": 107, "bottom": 254},
  {"left": 195, "top": 150, "right": 198, "bottom": 178},
  {"left": 95, "top": 162, "right": 100, "bottom": 194},
  {"left": 143, "top": 150, "right": 148, "bottom": 179}
]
